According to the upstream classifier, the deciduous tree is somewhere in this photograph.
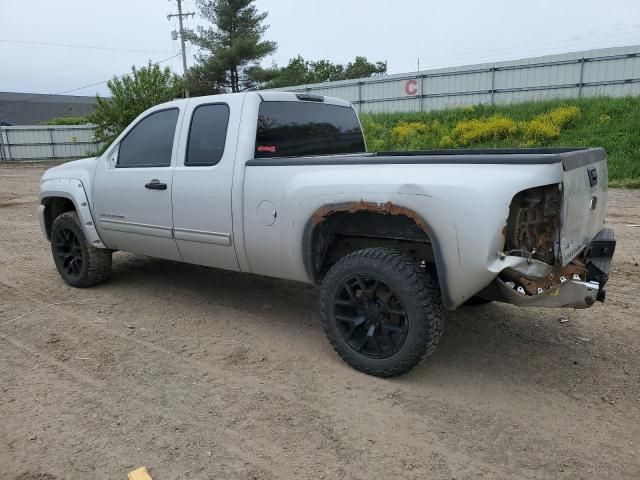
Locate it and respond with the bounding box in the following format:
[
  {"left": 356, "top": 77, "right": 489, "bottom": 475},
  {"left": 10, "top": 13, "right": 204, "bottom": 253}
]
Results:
[
  {"left": 258, "top": 55, "right": 387, "bottom": 89},
  {"left": 89, "top": 63, "right": 182, "bottom": 145}
]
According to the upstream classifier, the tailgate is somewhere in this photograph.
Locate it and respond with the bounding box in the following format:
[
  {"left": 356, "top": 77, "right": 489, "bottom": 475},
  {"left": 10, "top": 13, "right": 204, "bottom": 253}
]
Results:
[{"left": 559, "top": 148, "right": 608, "bottom": 265}]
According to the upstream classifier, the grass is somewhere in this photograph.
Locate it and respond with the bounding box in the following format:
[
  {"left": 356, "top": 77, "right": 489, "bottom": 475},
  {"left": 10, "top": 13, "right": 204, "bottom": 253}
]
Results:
[{"left": 360, "top": 96, "right": 640, "bottom": 188}]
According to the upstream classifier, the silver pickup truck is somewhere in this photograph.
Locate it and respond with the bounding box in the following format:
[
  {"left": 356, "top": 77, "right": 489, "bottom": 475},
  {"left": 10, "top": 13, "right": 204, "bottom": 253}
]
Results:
[{"left": 39, "top": 92, "right": 616, "bottom": 376}]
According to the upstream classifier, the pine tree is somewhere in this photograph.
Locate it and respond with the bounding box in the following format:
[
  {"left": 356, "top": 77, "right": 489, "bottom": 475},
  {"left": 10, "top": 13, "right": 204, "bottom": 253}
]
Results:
[{"left": 188, "top": 0, "right": 277, "bottom": 93}]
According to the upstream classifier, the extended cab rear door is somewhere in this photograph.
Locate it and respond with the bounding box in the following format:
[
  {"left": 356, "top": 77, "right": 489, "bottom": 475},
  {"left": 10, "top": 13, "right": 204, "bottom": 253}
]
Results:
[
  {"left": 171, "top": 96, "right": 240, "bottom": 271},
  {"left": 93, "top": 106, "right": 182, "bottom": 261}
]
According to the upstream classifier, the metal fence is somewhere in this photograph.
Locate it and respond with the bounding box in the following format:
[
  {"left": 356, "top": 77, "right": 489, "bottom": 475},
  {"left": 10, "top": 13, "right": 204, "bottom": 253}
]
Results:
[
  {"left": 0, "top": 125, "right": 102, "bottom": 162},
  {"left": 269, "top": 45, "right": 640, "bottom": 113}
]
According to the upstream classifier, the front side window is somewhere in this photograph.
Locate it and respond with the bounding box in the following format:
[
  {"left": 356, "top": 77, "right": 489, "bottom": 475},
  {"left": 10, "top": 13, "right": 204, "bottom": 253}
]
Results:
[
  {"left": 118, "top": 109, "right": 179, "bottom": 168},
  {"left": 186, "top": 104, "right": 230, "bottom": 166},
  {"left": 255, "top": 101, "right": 365, "bottom": 158}
]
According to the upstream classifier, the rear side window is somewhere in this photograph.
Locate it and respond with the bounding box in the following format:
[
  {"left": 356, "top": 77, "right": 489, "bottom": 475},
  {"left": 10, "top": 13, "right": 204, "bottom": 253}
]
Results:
[
  {"left": 118, "top": 109, "right": 179, "bottom": 168},
  {"left": 186, "top": 104, "right": 230, "bottom": 166},
  {"left": 255, "top": 101, "right": 365, "bottom": 158}
]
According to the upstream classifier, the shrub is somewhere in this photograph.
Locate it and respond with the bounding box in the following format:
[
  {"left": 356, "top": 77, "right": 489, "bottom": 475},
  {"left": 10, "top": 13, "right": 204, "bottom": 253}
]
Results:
[
  {"left": 453, "top": 115, "right": 518, "bottom": 145},
  {"left": 389, "top": 121, "right": 436, "bottom": 150},
  {"left": 522, "top": 106, "right": 580, "bottom": 143},
  {"left": 548, "top": 105, "right": 580, "bottom": 127},
  {"left": 439, "top": 135, "right": 455, "bottom": 149},
  {"left": 522, "top": 117, "right": 561, "bottom": 142},
  {"left": 42, "top": 117, "right": 90, "bottom": 125},
  {"left": 89, "top": 62, "right": 182, "bottom": 146},
  {"left": 359, "top": 116, "right": 388, "bottom": 151},
  {"left": 392, "top": 121, "right": 428, "bottom": 143}
]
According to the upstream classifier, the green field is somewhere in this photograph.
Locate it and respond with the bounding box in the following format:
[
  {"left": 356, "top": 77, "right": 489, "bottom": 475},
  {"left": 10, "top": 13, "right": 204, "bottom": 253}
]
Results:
[{"left": 360, "top": 96, "right": 640, "bottom": 188}]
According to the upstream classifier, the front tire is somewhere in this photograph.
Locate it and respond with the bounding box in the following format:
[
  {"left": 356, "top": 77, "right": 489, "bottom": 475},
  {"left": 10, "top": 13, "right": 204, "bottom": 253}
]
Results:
[
  {"left": 51, "top": 211, "right": 112, "bottom": 288},
  {"left": 320, "top": 248, "right": 444, "bottom": 377}
]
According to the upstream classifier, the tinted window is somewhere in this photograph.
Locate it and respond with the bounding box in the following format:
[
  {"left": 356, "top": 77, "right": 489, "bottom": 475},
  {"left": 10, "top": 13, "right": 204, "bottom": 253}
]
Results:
[
  {"left": 255, "top": 101, "right": 365, "bottom": 158},
  {"left": 186, "top": 104, "right": 230, "bottom": 166},
  {"left": 118, "top": 109, "right": 179, "bottom": 168}
]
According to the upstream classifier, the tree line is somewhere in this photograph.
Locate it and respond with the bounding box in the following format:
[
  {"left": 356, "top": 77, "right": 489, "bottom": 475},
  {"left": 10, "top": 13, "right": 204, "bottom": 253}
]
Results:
[
  {"left": 89, "top": 0, "right": 386, "bottom": 144},
  {"left": 185, "top": 0, "right": 386, "bottom": 93}
]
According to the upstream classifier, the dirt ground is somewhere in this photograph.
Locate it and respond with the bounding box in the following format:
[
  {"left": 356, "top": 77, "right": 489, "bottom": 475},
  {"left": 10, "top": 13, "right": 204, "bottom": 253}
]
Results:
[{"left": 0, "top": 164, "right": 639, "bottom": 480}]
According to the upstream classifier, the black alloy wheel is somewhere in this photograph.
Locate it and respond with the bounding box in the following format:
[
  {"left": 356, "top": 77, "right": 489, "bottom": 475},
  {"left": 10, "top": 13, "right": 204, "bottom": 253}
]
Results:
[
  {"left": 53, "top": 227, "right": 84, "bottom": 279},
  {"left": 50, "top": 211, "right": 112, "bottom": 288},
  {"left": 320, "top": 248, "right": 444, "bottom": 377},
  {"left": 333, "top": 274, "right": 409, "bottom": 359}
]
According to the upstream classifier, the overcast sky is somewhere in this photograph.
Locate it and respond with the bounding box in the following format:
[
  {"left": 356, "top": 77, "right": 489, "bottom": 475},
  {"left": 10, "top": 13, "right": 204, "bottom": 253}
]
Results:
[{"left": 1, "top": 0, "right": 639, "bottom": 96}]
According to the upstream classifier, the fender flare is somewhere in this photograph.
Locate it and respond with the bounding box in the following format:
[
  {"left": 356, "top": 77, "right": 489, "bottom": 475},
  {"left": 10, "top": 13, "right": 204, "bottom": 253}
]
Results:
[{"left": 39, "top": 178, "right": 106, "bottom": 248}]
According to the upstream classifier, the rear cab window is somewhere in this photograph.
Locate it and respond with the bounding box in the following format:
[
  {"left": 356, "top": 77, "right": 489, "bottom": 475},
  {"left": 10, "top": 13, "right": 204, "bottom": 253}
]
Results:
[
  {"left": 186, "top": 103, "right": 230, "bottom": 166},
  {"left": 255, "top": 100, "right": 365, "bottom": 158}
]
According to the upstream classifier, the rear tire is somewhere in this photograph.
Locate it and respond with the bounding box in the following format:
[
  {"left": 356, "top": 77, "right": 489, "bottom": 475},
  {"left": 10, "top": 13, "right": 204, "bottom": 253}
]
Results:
[
  {"left": 51, "top": 211, "right": 112, "bottom": 288},
  {"left": 320, "top": 248, "right": 444, "bottom": 377}
]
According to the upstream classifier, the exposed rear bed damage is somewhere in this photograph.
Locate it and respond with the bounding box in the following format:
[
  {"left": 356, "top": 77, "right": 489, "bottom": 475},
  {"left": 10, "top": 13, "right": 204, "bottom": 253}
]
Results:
[
  {"left": 504, "top": 184, "right": 561, "bottom": 266},
  {"left": 488, "top": 163, "right": 615, "bottom": 308}
]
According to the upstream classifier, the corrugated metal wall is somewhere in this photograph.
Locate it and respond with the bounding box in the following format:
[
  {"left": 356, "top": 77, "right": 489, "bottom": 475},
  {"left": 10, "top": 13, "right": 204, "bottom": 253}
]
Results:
[
  {"left": 267, "top": 45, "right": 640, "bottom": 113},
  {"left": 0, "top": 125, "right": 102, "bottom": 162}
]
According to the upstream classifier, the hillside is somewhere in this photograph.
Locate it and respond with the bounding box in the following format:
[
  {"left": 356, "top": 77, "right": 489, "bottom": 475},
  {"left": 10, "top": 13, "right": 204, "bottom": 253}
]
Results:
[{"left": 360, "top": 96, "right": 640, "bottom": 187}]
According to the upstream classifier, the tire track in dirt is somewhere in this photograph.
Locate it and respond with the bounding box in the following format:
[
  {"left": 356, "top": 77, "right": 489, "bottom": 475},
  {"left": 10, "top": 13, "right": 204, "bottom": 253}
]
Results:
[
  {"left": 2, "top": 334, "right": 297, "bottom": 480},
  {"left": 1, "top": 345, "right": 261, "bottom": 480}
]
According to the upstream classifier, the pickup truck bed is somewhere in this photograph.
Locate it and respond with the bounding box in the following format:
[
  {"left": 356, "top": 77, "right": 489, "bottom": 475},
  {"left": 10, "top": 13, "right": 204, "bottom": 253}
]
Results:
[{"left": 244, "top": 145, "right": 611, "bottom": 308}]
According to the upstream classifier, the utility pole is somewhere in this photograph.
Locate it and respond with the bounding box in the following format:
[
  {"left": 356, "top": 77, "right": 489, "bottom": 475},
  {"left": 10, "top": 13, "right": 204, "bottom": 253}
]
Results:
[{"left": 168, "top": 0, "right": 195, "bottom": 97}]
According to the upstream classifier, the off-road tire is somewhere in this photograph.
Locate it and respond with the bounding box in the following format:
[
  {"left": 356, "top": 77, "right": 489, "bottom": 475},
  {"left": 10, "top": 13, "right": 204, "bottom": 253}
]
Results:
[
  {"left": 51, "top": 211, "right": 112, "bottom": 288},
  {"left": 320, "top": 248, "right": 444, "bottom": 377}
]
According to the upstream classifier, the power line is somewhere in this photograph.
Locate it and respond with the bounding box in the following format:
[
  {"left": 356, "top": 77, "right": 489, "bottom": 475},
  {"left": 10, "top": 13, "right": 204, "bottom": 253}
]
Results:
[
  {"left": 383, "top": 30, "right": 640, "bottom": 73},
  {"left": 0, "top": 53, "right": 182, "bottom": 109},
  {"left": 0, "top": 39, "right": 171, "bottom": 54},
  {"left": 386, "top": 32, "right": 639, "bottom": 68}
]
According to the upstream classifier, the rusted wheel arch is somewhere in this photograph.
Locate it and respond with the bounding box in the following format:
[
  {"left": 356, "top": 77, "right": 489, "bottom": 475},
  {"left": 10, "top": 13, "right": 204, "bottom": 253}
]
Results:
[{"left": 304, "top": 201, "right": 450, "bottom": 304}]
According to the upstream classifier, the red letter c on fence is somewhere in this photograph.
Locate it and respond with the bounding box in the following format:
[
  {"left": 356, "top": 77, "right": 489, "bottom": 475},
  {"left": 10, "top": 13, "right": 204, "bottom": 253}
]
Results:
[{"left": 404, "top": 79, "right": 418, "bottom": 96}]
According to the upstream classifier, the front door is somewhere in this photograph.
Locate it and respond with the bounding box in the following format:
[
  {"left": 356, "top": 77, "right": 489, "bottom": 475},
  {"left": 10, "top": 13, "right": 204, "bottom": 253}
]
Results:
[{"left": 93, "top": 107, "right": 182, "bottom": 261}]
